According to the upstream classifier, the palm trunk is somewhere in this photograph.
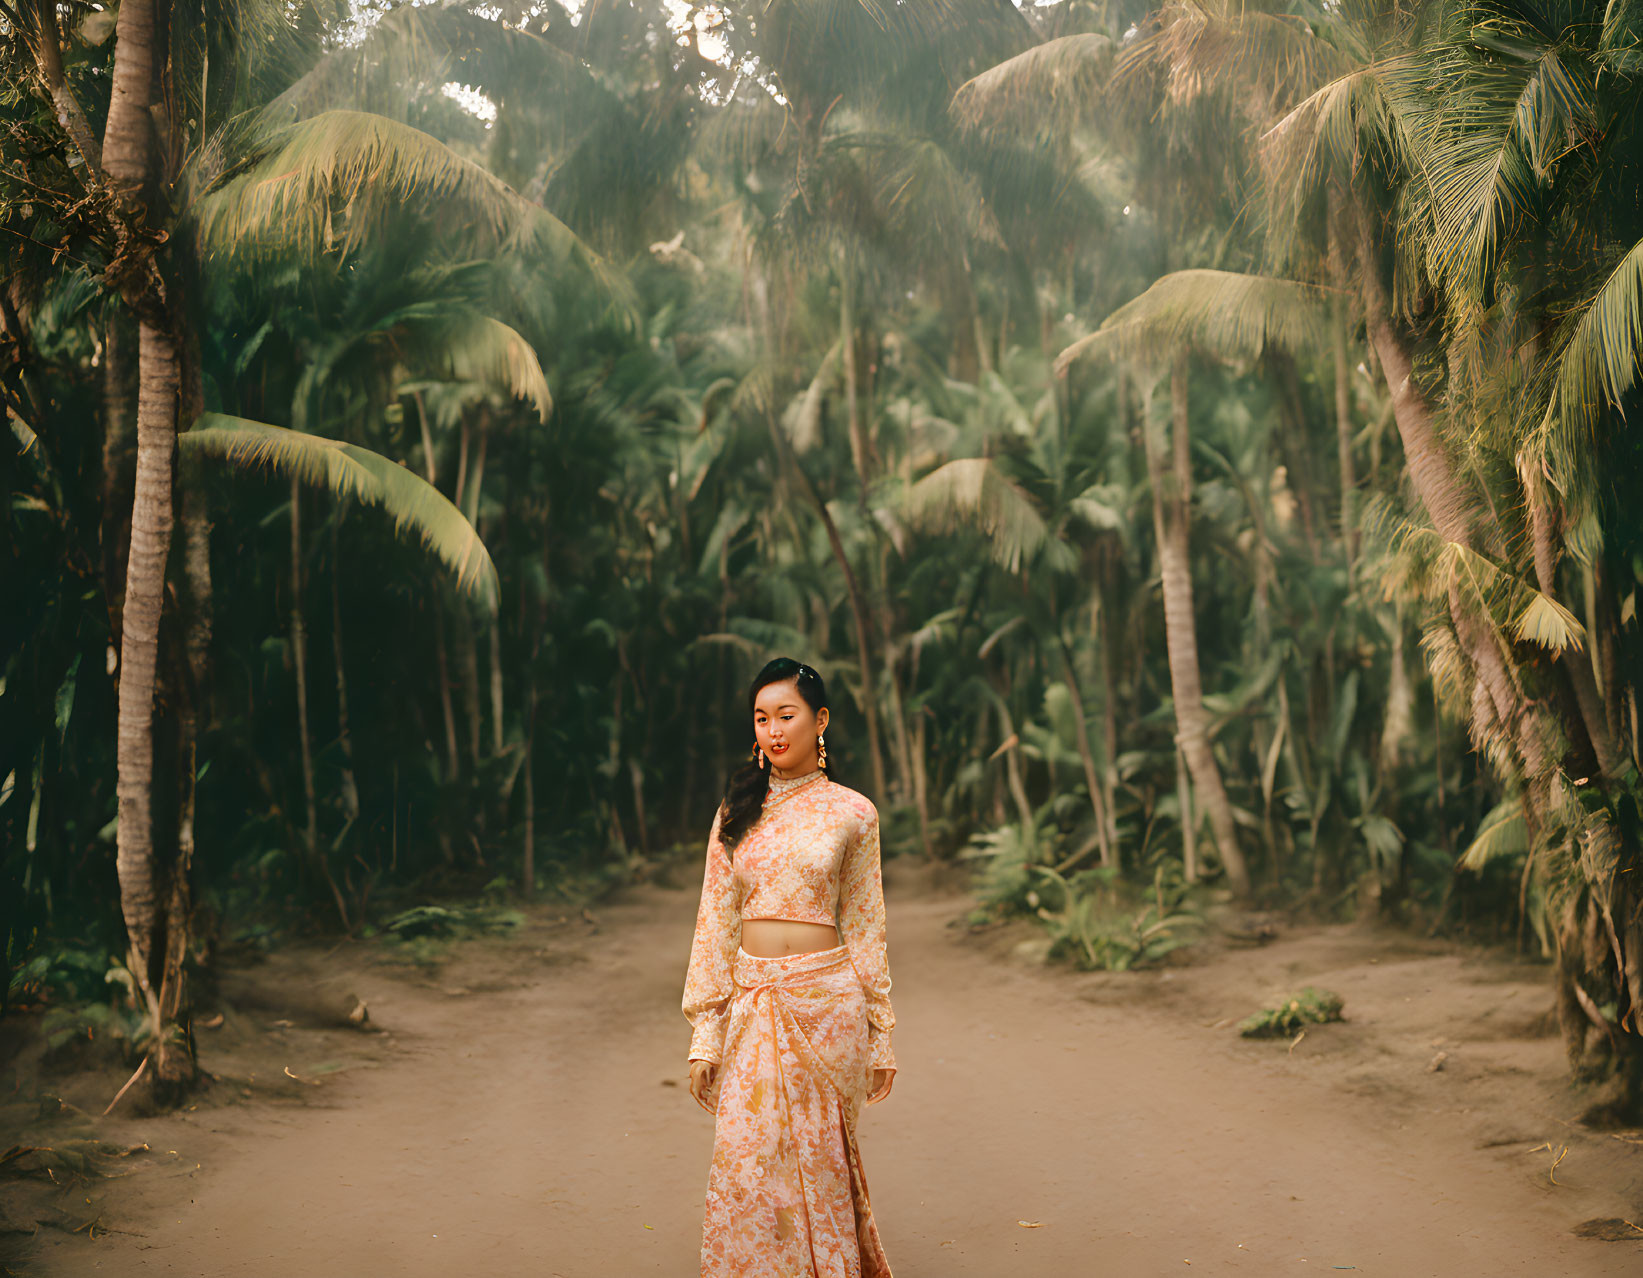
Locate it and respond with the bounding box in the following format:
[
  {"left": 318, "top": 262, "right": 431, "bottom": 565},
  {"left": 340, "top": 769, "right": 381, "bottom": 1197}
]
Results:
[
  {"left": 25, "top": 0, "right": 102, "bottom": 171},
  {"left": 102, "top": 0, "right": 155, "bottom": 192},
  {"left": 840, "top": 271, "right": 873, "bottom": 500},
  {"left": 1334, "top": 298, "right": 1358, "bottom": 579},
  {"left": 764, "top": 407, "right": 888, "bottom": 802},
  {"left": 414, "top": 398, "right": 460, "bottom": 781},
  {"left": 877, "top": 546, "right": 914, "bottom": 805},
  {"left": 113, "top": 318, "right": 178, "bottom": 1059},
  {"left": 104, "top": 0, "right": 201, "bottom": 1099},
  {"left": 910, "top": 708, "right": 935, "bottom": 860},
  {"left": 1144, "top": 360, "right": 1251, "bottom": 897},
  {"left": 330, "top": 508, "right": 360, "bottom": 823},
  {"left": 1176, "top": 744, "right": 1197, "bottom": 883},
  {"left": 1059, "top": 640, "right": 1112, "bottom": 869},
  {"left": 289, "top": 480, "right": 321, "bottom": 893},
  {"left": 991, "top": 680, "right": 1035, "bottom": 835},
  {"left": 457, "top": 615, "right": 482, "bottom": 772},
  {"left": 488, "top": 621, "right": 505, "bottom": 758},
  {"left": 160, "top": 488, "right": 211, "bottom": 1091},
  {"left": 463, "top": 429, "right": 504, "bottom": 762},
  {"left": 1327, "top": 188, "right": 1359, "bottom": 578},
  {"left": 521, "top": 679, "right": 537, "bottom": 899},
  {"left": 102, "top": 316, "right": 134, "bottom": 645}
]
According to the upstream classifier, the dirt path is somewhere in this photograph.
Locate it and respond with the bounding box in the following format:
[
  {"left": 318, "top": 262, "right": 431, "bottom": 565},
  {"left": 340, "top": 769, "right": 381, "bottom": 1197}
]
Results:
[{"left": 9, "top": 871, "right": 1643, "bottom": 1276}]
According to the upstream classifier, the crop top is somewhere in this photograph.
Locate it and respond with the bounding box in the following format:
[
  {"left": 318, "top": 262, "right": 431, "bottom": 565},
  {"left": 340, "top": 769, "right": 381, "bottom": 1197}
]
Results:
[{"left": 681, "top": 769, "right": 896, "bottom": 1072}]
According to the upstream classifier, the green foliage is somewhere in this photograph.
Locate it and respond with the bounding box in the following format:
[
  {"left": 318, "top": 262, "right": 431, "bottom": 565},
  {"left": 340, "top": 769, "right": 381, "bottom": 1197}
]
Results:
[
  {"left": 1238, "top": 987, "right": 1346, "bottom": 1038},
  {"left": 380, "top": 904, "right": 526, "bottom": 940},
  {"left": 181, "top": 415, "right": 500, "bottom": 607},
  {"left": 7, "top": 0, "right": 1643, "bottom": 1101},
  {"left": 1038, "top": 861, "right": 1206, "bottom": 972},
  {"left": 6, "top": 948, "right": 114, "bottom": 1006}
]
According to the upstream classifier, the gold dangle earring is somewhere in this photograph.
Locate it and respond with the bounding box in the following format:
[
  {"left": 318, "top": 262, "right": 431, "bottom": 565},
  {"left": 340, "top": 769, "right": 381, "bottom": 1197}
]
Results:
[
  {"left": 752, "top": 743, "right": 766, "bottom": 770},
  {"left": 817, "top": 734, "right": 828, "bottom": 771}
]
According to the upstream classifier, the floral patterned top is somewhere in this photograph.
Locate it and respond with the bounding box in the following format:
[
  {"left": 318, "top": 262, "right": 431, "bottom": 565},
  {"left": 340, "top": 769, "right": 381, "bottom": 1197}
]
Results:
[{"left": 682, "top": 770, "right": 897, "bottom": 1072}]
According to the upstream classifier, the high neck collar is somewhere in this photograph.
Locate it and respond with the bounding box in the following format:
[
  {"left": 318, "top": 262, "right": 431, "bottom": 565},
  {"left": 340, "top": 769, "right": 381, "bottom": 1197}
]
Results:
[{"left": 766, "top": 767, "right": 824, "bottom": 796}]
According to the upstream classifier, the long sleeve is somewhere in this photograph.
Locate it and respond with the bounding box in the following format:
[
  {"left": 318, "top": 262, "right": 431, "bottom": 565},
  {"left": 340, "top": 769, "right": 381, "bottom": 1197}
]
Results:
[
  {"left": 682, "top": 807, "right": 738, "bottom": 1064},
  {"left": 838, "top": 807, "right": 897, "bottom": 1072}
]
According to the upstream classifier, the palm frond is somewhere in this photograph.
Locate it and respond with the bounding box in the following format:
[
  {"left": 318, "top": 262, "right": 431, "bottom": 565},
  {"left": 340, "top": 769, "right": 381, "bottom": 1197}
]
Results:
[
  {"left": 1055, "top": 270, "right": 1335, "bottom": 375},
  {"left": 1460, "top": 797, "right": 1528, "bottom": 871},
  {"left": 418, "top": 315, "right": 554, "bottom": 423},
  {"left": 1258, "top": 61, "right": 1409, "bottom": 249},
  {"left": 181, "top": 414, "right": 497, "bottom": 608},
  {"left": 191, "top": 111, "right": 628, "bottom": 311},
  {"left": 1600, "top": 0, "right": 1643, "bottom": 73},
  {"left": 266, "top": 7, "right": 590, "bottom": 124},
  {"left": 950, "top": 34, "right": 1112, "bottom": 140},
  {"left": 1513, "top": 590, "right": 1587, "bottom": 652},
  {"left": 1115, "top": 2, "right": 1347, "bottom": 118},
  {"left": 1541, "top": 234, "right": 1643, "bottom": 470},
  {"left": 903, "top": 457, "right": 1051, "bottom": 573},
  {"left": 1417, "top": 46, "right": 1592, "bottom": 305},
  {"left": 781, "top": 339, "right": 842, "bottom": 453}
]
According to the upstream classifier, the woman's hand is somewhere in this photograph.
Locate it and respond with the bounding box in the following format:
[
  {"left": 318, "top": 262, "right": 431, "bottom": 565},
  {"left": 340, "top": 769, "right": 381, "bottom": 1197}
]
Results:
[
  {"left": 689, "top": 1059, "right": 718, "bottom": 1113},
  {"left": 866, "top": 1067, "right": 894, "bottom": 1105}
]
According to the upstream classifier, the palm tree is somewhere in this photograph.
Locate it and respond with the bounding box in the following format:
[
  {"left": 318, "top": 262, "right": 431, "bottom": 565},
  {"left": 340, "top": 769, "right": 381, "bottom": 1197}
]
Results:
[
  {"left": 7, "top": 0, "right": 617, "bottom": 1100},
  {"left": 1055, "top": 271, "right": 1330, "bottom": 897}
]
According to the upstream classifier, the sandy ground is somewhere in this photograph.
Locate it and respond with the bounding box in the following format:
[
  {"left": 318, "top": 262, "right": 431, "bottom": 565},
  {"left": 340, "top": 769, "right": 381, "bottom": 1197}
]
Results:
[{"left": 4, "top": 865, "right": 1642, "bottom": 1277}]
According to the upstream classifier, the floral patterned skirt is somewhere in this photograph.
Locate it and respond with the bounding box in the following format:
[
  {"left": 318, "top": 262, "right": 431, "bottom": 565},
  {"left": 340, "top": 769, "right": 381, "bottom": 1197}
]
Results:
[{"left": 697, "top": 944, "right": 892, "bottom": 1278}]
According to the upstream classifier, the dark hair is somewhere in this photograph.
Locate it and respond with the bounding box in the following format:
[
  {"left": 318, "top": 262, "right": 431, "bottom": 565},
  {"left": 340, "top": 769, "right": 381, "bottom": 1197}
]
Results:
[{"left": 718, "top": 657, "right": 829, "bottom": 852}]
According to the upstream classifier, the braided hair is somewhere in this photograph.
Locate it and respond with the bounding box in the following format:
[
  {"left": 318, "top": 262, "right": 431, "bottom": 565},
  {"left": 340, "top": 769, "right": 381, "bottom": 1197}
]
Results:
[{"left": 718, "top": 657, "right": 830, "bottom": 853}]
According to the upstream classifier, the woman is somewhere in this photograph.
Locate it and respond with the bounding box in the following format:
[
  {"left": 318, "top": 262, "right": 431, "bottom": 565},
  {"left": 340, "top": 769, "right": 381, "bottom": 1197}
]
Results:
[{"left": 682, "top": 657, "right": 897, "bottom": 1278}]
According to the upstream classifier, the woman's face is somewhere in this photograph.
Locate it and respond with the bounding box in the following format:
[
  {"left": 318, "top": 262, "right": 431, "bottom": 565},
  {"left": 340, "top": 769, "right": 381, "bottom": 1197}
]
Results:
[{"left": 752, "top": 679, "right": 829, "bottom": 776}]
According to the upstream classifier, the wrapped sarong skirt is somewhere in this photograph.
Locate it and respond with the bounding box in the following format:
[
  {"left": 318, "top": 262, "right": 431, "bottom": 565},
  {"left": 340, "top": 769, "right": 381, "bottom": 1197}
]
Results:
[{"left": 698, "top": 944, "right": 892, "bottom": 1278}]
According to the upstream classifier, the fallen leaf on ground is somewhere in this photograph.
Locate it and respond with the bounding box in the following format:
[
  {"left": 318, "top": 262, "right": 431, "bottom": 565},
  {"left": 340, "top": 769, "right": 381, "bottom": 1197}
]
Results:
[{"left": 1016, "top": 1219, "right": 1045, "bottom": 1228}]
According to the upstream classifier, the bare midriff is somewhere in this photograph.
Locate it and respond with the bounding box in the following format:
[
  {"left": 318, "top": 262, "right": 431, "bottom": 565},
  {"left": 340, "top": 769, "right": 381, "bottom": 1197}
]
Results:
[{"left": 741, "top": 918, "right": 840, "bottom": 957}]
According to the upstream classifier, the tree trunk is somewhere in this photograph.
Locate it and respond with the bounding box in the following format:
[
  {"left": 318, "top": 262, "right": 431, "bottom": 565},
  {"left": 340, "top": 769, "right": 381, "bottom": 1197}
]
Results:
[
  {"left": 102, "top": 316, "right": 135, "bottom": 647},
  {"left": 101, "top": 0, "right": 155, "bottom": 191},
  {"left": 764, "top": 408, "right": 888, "bottom": 802},
  {"left": 160, "top": 488, "right": 211, "bottom": 1092},
  {"left": 991, "top": 679, "right": 1035, "bottom": 836},
  {"left": 1176, "top": 743, "right": 1197, "bottom": 883},
  {"left": 1357, "top": 238, "right": 1483, "bottom": 550},
  {"left": 1059, "top": 639, "right": 1112, "bottom": 869},
  {"left": 113, "top": 318, "right": 179, "bottom": 1071},
  {"left": 413, "top": 402, "right": 460, "bottom": 782},
  {"left": 1333, "top": 297, "right": 1358, "bottom": 579},
  {"left": 521, "top": 680, "right": 536, "bottom": 899},
  {"left": 1144, "top": 361, "right": 1251, "bottom": 897},
  {"left": 910, "top": 708, "right": 935, "bottom": 860},
  {"left": 840, "top": 271, "right": 874, "bottom": 501},
  {"left": 289, "top": 478, "right": 331, "bottom": 918},
  {"left": 25, "top": 0, "right": 103, "bottom": 171},
  {"left": 330, "top": 508, "right": 360, "bottom": 823},
  {"left": 1327, "top": 186, "right": 1359, "bottom": 578},
  {"left": 104, "top": 0, "right": 202, "bottom": 1100},
  {"left": 457, "top": 612, "right": 482, "bottom": 772},
  {"left": 432, "top": 605, "right": 460, "bottom": 784},
  {"left": 488, "top": 619, "right": 505, "bottom": 759}
]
